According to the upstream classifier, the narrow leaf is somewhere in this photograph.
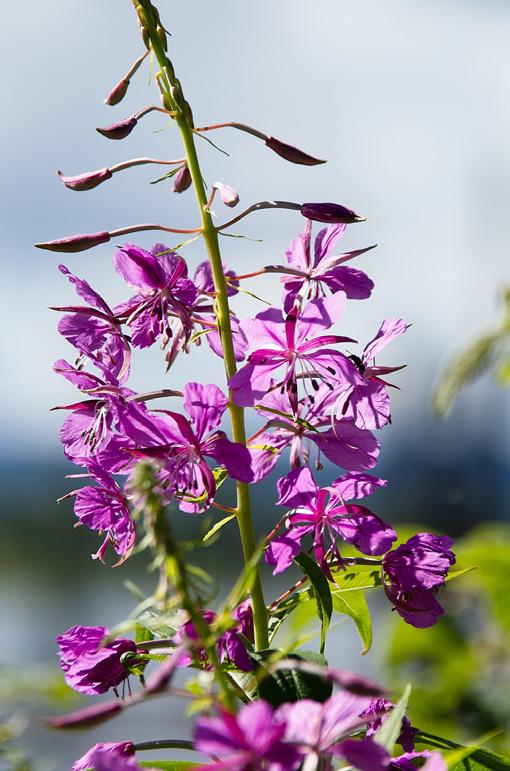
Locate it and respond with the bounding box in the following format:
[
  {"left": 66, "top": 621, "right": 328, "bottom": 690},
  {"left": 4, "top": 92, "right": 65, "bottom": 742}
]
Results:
[
  {"left": 202, "top": 514, "right": 236, "bottom": 542},
  {"left": 374, "top": 683, "right": 412, "bottom": 752},
  {"left": 295, "top": 553, "right": 333, "bottom": 654},
  {"left": 416, "top": 730, "right": 510, "bottom": 770}
]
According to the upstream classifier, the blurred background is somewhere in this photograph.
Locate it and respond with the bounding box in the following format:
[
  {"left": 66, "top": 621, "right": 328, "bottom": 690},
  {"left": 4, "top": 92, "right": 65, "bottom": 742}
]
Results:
[{"left": 1, "top": 0, "right": 510, "bottom": 767}]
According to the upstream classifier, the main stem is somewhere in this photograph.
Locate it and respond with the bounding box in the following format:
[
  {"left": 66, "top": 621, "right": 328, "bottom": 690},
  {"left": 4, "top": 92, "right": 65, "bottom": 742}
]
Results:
[{"left": 136, "top": 1, "right": 268, "bottom": 651}]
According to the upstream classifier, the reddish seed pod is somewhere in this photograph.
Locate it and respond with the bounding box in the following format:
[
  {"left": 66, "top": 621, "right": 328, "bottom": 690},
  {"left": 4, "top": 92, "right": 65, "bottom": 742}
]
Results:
[
  {"left": 172, "top": 165, "right": 192, "bottom": 193},
  {"left": 265, "top": 136, "right": 326, "bottom": 166},
  {"left": 104, "top": 78, "right": 130, "bottom": 106},
  {"left": 57, "top": 168, "right": 113, "bottom": 192},
  {"left": 42, "top": 700, "right": 123, "bottom": 730},
  {"left": 35, "top": 231, "right": 111, "bottom": 253},
  {"left": 300, "top": 202, "right": 366, "bottom": 224},
  {"left": 96, "top": 116, "right": 138, "bottom": 140}
]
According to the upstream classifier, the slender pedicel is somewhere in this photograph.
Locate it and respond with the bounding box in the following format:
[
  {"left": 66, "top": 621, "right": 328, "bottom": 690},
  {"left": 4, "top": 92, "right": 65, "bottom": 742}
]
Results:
[
  {"left": 96, "top": 105, "right": 170, "bottom": 140},
  {"left": 104, "top": 50, "right": 149, "bottom": 105},
  {"left": 35, "top": 223, "right": 201, "bottom": 253},
  {"left": 58, "top": 158, "right": 186, "bottom": 192},
  {"left": 194, "top": 122, "right": 326, "bottom": 165}
]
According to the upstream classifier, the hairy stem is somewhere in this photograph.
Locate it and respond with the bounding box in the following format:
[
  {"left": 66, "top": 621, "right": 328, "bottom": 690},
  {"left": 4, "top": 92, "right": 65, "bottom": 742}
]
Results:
[{"left": 134, "top": 0, "right": 268, "bottom": 652}]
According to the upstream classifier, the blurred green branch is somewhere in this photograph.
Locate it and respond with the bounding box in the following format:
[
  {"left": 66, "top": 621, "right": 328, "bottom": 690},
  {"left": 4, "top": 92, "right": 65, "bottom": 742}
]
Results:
[{"left": 433, "top": 288, "right": 510, "bottom": 417}]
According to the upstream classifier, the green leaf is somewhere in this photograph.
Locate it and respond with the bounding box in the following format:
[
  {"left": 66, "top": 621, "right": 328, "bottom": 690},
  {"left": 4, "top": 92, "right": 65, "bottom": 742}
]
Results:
[
  {"left": 496, "top": 358, "right": 510, "bottom": 385},
  {"left": 332, "top": 589, "right": 372, "bottom": 654},
  {"left": 330, "top": 564, "right": 382, "bottom": 592},
  {"left": 374, "top": 684, "right": 412, "bottom": 752},
  {"left": 135, "top": 623, "right": 154, "bottom": 644},
  {"left": 268, "top": 589, "right": 312, "bottom": 641},
  {"left": 220, "top": 543, "right": 264, "bottom": 617},
  {"left": 150, "top": 166, "right": 182, "bottom": 184},
  {"left": 432, "top": 331, "right": 501, "bottom": 417},
  {"left": 444, "top": 566, "right": 476, "bottom": 582},
  {"left": 295, "top": 553, "right": 332, "bottom": 654},
  {"left": 254, "top": 650, "right": 333, "bottom": 707},
  {"left": 202, "top": 514, "right": 236, "bottom": 543},
  {"left": 416, "top": 731, "right": 510, "bottom": 770}
]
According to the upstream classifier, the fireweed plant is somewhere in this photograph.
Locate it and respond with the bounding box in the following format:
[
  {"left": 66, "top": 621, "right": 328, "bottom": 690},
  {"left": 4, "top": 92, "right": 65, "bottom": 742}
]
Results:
[{"left": 34, "top": 3, "right": 510, "bottom": 771}]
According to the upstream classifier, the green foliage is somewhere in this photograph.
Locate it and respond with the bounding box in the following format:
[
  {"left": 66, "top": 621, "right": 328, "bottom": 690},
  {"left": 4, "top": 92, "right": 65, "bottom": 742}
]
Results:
[
  {"left": 374, "top": 684, "right": 412, "bottom": 752},
  {"left": 416, "top": 731, "right": 510, "bottom": 770},
  {"left": 433, "top": 288, "right": 510, "bottom": 416},
  {"left": 253, "top": 650, "right": 333, "bottom": 707},
  {"left": 295, "top": 553, "right": 332, "bottom": 653},
  {"left": 331, "top": 588, "right": 372, "bottom": 654},
  {"left": 386, "top": 524, "right": 510, "bottom": 754}
]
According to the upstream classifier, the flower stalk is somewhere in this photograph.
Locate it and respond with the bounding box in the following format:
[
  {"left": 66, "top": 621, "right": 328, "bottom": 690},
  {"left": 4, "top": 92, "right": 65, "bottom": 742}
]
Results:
[{"left": 133, "top": 0, "right": 268, "bottom": 651}]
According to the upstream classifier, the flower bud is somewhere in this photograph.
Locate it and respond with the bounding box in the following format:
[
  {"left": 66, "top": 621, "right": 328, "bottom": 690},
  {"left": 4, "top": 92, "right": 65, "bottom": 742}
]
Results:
[
  {"left": 214, "top": 181, "right": 240, "bottom": 208},
  {"left": 58, "top": 168, "right": 113, "bottom": 192},
  {"left": 157, "top": 25, "right": 168, "bottom": 51},
  {"left": 265, "top": 136, "right": 326, "bottom": 166},
  {"left": 300, "top": 202, "right": 366, "bottom": 224},
  {"left": 97, "top": 116, "right": 138, "bottom": 140},
  {"left": 43, "top": 700, "right": 123, "bottom": 730},
  {"left": 172, "top": 164, "right": 192, "bottom": 193},
  {"left": 35, "top": 231, "right": 111, "bottom": 253},
  {"left": 104, "top": 78, "right": 130, "bottom": 106}
]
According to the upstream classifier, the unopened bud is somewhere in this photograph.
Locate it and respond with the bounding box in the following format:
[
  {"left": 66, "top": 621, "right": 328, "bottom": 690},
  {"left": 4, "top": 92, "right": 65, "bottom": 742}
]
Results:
[
  {"left": 265, "top": 136, "right": 326, "bottom": 166},
  {"left": 43, "top": 700, "right": 123, "bottom": 730},
  {"left": 161, "top": 92, "right": 174, "bottom": 111},
  {"left": 300, "top": 202, "right": 366, "bottom": 224},
  {"left": 157, "top": 25, "right": 168, "bottom": 51},
  {"left": 213, "top": 181, "right": 240, "bottom": 208},
  {"left": 97, "top": 116, "right": 138, "bottom": 140},
  {"left": 104, "top": 78, "right": 130, "bottom": 106},
  {"left": 35, "top": 231, "right": 111, "bottom": 253},
  {"left": 172, "top": 164, "right": 192, "bottom": 193},
  {"left": 58, "top": 168, "right": 112, "bottom": 192}
]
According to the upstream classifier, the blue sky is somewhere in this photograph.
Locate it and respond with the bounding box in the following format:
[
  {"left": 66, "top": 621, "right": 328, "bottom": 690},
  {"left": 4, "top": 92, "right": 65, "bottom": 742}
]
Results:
[{"left": 2, "top": 0, "right": 510, "bottom": 466}]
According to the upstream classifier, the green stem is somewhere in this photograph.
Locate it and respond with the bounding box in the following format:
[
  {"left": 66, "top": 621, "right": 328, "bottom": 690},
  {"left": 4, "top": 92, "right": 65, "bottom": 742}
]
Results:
[{"left": 135, "top": 0, "right": 268, "bottom": 651}]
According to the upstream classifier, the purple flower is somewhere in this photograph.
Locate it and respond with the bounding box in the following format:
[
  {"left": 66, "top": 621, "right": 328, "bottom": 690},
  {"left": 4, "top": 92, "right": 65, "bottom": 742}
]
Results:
[
  {"left": 63, "top": 462, "right": 136, "bottom": 564},
  {"left": 338, "top": 737, "right": 441, "bottom": 771},
  {"left": 113, "top": 243, "right": 198, "bottom": 364},
  {"left": 57, "top": 625, "right": 137, "bottom": 695},
  {"left": 130, "top": 382, "right": 253, "bottom": 511},
  {"left": 362, "top": 699, "right": 418, "bottom": 752},
  {"left": 54, "top": 265, "right": 130, "bottom": 382},
  {"left": 265, "top": 467, "right": 396, "bottom": 576},
  {"left": 382, "top": 533, "right": 456, "bottom": 627},
  {"left": 335, "top": 318, "right": 410, "bottom": 429},
  {"left": 174, "top": 600, "right": 254, "bottom": 672},
  {"left": 281, "top": 220, "right": 374, "bottom": 312},
  {"left": 248, "top": 387, "right": 380, "bottom": 482},
  {"left": 194, "top": 260, "right": 239, "bottom": 298},
  {"left": 194, "top": 700, "right": 301, "bottom": 771},
  {"left": 52, "top": 360, "right": 148, "bottom": 470},
  {"left": 229, "top": 296, "right": 360, "bottom": 413},
  {"left": 276, "top": 691, "right": 372, "bottom": 756},
  {"left": 73, "top": 742, "right": 136, "bottom": 771},
  {"left": 192, "top": 260, "right": 247, "bottom": 362}
]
